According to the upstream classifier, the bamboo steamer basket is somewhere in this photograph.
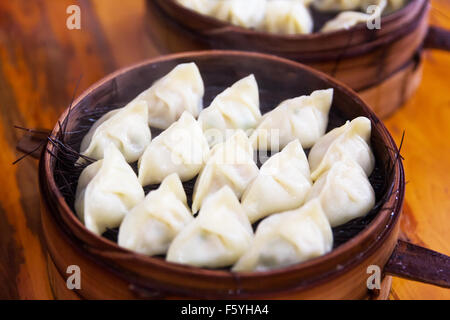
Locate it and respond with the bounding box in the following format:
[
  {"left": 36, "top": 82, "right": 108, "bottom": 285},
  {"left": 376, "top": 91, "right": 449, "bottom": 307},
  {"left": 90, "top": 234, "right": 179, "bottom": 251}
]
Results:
[
  {"left": 146, "top": 0, "right": 450, "bottom": 118},
  {"left": 34, "top": 51, "right": 449, "bottom": 300}
]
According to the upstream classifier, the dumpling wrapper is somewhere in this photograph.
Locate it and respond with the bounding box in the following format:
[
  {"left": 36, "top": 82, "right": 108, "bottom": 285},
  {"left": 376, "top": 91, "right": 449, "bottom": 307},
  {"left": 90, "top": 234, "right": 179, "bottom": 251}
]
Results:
[
  {"left": 118, "top": 173, "right": 194, "bottom": 256},
  {"left": 198, "top": 74, "right": 261, "bottom": 147},
  {"left": 308, "top": 116, "right": 375, "bottom": 181},
  {"left": 250, "top": 88, "right": 333, "bottom": 151},
  {"left": 313, "top": 0, "right": 362, "bottom": 11},
  {"left": 167, "top": 186, "right": 253, "bottom": 268},
  {"left": 138, "top": 112, "right": 210, "bottom": 186},
  {"left": 176, "top": 0, "right": 219, "bottom": 15},
  {"left": 75, "top": 144, "right": 145, "bottom": 236},
  {"left": 79, "top": 100, "right": 151, "bottom": 163},
  {"left": 233, "top": 199, "right": 333, "bottom": 272},
  {"left": 321, "top": 0, "right": 386, "bottom": 32},
  {"left": 242, "top": 140, "right": 312, "bottom": 223},
  {"left": 306, "top": 159, "right": 375, "bottom": 227},
  {"left": 134, "top": 62, "right": 204, "bottom": 129},
  {"left": 212, "top": 0, "right": 267, "bottom": 29},
  {"left": 192, "top": 130, "right": 259, "bottom": 213},
  {"left": 262, "top": 0, "right": 313, "bottom": 35},
  {"left": 362, "top": 0, "right": 403, "bottom": 13}
]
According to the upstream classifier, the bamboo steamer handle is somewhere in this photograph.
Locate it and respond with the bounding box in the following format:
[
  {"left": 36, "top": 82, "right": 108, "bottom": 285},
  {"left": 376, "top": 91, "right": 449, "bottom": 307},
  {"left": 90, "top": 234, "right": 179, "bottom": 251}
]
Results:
[
  {"left": 424, "top": 26, "right": 450, "bottom": 51},
  {"left": 384, "top": 240, "right": 450, "bottom": 288}
]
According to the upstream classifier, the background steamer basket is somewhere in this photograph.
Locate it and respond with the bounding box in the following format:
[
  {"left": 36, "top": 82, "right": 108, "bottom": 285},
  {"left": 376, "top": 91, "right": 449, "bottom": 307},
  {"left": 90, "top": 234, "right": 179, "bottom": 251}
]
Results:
[
  {"left": 147, "top": 0, "right": 450, "bottom": 118},
  {"left": 38, "top": 51, "right": 449, "bottom": 300}
]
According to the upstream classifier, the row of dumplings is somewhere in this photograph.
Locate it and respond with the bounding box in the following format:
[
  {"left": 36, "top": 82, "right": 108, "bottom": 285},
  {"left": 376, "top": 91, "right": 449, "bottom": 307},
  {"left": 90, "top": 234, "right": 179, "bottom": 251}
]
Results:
[
  {"left": 75, "top": 62, "right": 376, "bottom": 271},
  {"left": 175, "top": 0, "right": 406, "bottom": 34}
]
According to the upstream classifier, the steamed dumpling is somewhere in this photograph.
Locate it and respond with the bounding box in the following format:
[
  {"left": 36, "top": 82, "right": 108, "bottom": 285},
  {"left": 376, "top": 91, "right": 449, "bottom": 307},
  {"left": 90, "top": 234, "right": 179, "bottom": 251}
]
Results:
[
  {"left": 306, "top": 159, "right": 375, "bottom": 227},
  {"left": 198, "top": 74, "right": 261, "bottom": 146},
  {"left": 138, "top": 112, "right": 209, "bottom": 186},
  {"left": 321, "top": 0, "right": 386, "bottom": 32},
  {"left": 361, "top": 0, "right": 403, "bottom": 13},
  {"left": 250, "top": 89, "right": 333, "bottom": 151},
  {"left": 75, "top": 145, "right": 145, "bottom": 236},
  {"left": 308, "top": 116, "right": 375, "bottom": 181},
  {"left": 321, "top": 12, "right": 371, "bottom": 32},
  {"left": 263, "top": 0, "right": 313, "bottom": 35},
  {"left": 212, "top": 0, "right": 267, "bottom": 28},
  {"left": 176, "top": 0, "right": 219, "bottom": 15},
  {"left": 134, "top": 63, "right": 204, "bottom": 129},
  {"left": 167, "top": 186, "right": 253, "bottom": 268},
  {"left": 118, "top": 174, "right": 194, "bottom": 256},
  {"left": 192, "top": 130, "right": 259, "bottom": 213},
  {"left": 79, "top": 100, "right": 151, "bottom": 163},
  {"left": 233, "top": 199, "right": 333, "bottom": 272},
  {"left": 313, "top": 0, "right": 362, "bottom": 11},
  {"left": 242, "top": 140, "right": 312, "bottom": 223}
]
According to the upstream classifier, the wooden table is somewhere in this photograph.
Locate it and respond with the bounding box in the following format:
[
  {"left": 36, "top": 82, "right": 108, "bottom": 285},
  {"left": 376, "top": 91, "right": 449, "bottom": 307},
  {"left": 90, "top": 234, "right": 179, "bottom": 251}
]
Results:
[{"left": 0, "top": 0, "right": 448, "bottom": 300}]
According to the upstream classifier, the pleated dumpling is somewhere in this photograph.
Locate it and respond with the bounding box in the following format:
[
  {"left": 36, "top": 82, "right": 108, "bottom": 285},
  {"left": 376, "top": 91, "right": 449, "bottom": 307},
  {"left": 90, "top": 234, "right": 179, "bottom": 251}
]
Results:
[
  {"left": 198, "top": 74, "right": 261, "bottom": 146},
  {"left": 75, "top": 145, "right": 145, "bottom": 236},
  {"left": 212, "top": 0, "right": 267, "bottom": 28},
  {"left": 118, "top": 174, "right": 194, "bottom": 256},
  {"left": 241, "top": 140, "right": 312, "bottom": 223},
  {"left": 308, "top": 116, "right": 375, "bottom": 180},
  {"left": 138, "top": 112, "right": 209, "bottom": 186},
  {"left": 176, "top": 0, "right": 219, "bottom": 15},
  {"left": 79, "top": 100, "right": 151, "bottom": 163},
  {"left": 233, "top": 199, "right": 333, "bottom": 272},
  {"left": 134, "top": 63, "right": 204, "bottom": 129},
  {"left": 192, "top": 130, "right": 259, "bottom": 213},
  {"left": 313, "top": 0, "right": 362, "bottom": 11},
  {"left": 306, "top": 159, "right": 375, "bottom": 227},
  {"left": 263, "top": 0, "right": 313, "bottom": 35},
  {"left": 167, "top": 186, "right": 253, "bottom": 268},
  {"left": 361, "top": 0, "right": 402, "bottom": 13},
  {"left": 250, "top": 89, "right": 333, "bottom": 151},
  {"left": 321, "top": 0, "right": 386, "bottom": 32}
]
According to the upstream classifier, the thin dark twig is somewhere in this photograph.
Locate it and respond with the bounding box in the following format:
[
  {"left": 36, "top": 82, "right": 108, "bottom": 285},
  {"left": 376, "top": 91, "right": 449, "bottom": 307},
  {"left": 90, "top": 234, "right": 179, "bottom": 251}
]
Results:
[
  {"left": 12, "top": 140, "right": 46, "bottom": 165},
  {"left": 13, "top": 126, "right": 50, "bottom": 135}
]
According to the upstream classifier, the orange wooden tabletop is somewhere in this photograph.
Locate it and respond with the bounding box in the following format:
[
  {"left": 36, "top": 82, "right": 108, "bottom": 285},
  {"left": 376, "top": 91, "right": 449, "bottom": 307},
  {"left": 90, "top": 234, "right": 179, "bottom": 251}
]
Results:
[{"left": 0, "top": 0, "right": 449, "bottom": 300}]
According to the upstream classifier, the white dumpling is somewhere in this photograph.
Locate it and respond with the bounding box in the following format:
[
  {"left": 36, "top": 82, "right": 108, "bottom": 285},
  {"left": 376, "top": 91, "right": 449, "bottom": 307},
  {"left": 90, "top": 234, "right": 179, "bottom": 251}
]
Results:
[
  {"left": 118, "top": 173, "right": 194, "bottom": 256},
  {"left": 134, "top": 63, "right": 204, "bottom": 129},
  {"left": 233, "top": 199, "right": 333, "bottom": 272},
  {"left": 306, "top": 159, "right": 375, "bottom": 227},
  {"left": 262, "top": 0, "right": 313, "bottom": 35},
  {"left": 242, "top": 140, "right": 312, "bottom": 223},
  {"left": 79, "top": 100, "right": 151, "bottom": 163},
  {"left": 176, "top": 0, "right": 219, "bottom": 15},
  {"left": 212, "top": 0, "right": 267, "bottom": 28},
  {"left": 198, "top": 74, "right": 261, "bottom": 146},
  {"left": 385, "top": 0, "right": 404, "bottom": 12},
  {"left": 138, "top": 112, "right": 209, "bottom": 186},
  {"left": 321, "top": 11, "right": 370, "bottom": 32},
  {"left": 75, "top": 145, "right": 145, "bottom": 236},
  {"left": 192, "top": 130, "right": 259, "bottom": 213},
  {"left": 361, "top": 0, "right": 402, "bottom": 13},
  {"left": 308, "top": 116, "right": 375, "bottom": 181},
  {"left": 167, "top": 186, "right": 253, "bottom": 268},
  {"left": 321, "top": 0, "right": 386, "bottom": 32},
  {"left": 250, "top": 89, "right": 333, "bottom": 151},
  {"left": 313, "top": 0, "right": 362, "bottom": 11}
]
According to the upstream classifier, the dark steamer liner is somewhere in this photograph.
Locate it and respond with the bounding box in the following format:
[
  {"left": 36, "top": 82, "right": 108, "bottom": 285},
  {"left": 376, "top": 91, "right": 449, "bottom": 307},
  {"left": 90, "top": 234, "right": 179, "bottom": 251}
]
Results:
[
  {"left": 36, "top": 51, "right": 449, "bottom": 299},
  {"left": 147, "top": 0, "right": 450, "bottom": 118}
]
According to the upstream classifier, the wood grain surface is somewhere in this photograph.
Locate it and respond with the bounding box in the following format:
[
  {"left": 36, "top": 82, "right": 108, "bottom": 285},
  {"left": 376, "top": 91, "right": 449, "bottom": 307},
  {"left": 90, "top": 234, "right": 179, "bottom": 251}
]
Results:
[{"left": 0, "top": 0, "right": 448, "bottom": 299}]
